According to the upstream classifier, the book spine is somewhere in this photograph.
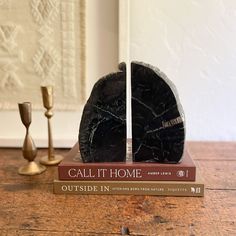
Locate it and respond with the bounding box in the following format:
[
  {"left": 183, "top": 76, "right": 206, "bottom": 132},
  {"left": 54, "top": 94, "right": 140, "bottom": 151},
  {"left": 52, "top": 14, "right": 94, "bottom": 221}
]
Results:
[
  {"left": 58, "top": 165, "right": 196, "bottom": 181},
  {"left": 53, "top": 180, "right": 204, "bottom": 197}
]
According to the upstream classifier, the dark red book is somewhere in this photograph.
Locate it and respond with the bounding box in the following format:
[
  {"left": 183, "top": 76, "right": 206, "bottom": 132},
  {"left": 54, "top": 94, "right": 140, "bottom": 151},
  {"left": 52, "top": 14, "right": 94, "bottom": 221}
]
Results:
[{"left": 58, "top": 143, "right": 196, "bottom": 181}]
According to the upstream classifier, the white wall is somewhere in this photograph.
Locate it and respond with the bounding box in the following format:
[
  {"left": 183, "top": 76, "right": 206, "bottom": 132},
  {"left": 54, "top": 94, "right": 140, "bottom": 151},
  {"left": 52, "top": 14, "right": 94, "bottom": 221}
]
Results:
[
  {"left": 129, "top": 0, "right": 236, "bottom": 141},
  {"left": 0, "top": 0, "right": 119, "bottom": 147},
  {"left": 86, "top": 0, "right": 119, "bottom": 98},
  {"left": 1, "top": 0, "right": 235, "bottom": 147}
]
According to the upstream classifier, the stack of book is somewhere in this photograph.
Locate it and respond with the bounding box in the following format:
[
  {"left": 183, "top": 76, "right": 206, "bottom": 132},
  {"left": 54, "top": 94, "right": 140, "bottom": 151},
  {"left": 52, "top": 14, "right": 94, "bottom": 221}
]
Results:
[{"left": 53, "top": 143, "right": 204, "bottom": 197}]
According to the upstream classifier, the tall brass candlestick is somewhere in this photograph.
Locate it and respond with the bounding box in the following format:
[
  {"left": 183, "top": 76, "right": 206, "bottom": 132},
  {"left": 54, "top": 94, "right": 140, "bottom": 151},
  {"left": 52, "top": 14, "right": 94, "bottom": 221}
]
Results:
[
  {"left": 18, "top": 102, "right": 46, "bottom": 175},
  {"left": 40, "top": 86, "right": 63, "bottom": 165}
]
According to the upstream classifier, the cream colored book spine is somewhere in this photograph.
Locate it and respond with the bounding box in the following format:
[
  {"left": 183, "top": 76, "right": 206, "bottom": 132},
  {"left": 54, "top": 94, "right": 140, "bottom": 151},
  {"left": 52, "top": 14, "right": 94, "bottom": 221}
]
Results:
[{"left": 53, "top": 180, "right": 204, "bottom": 197}]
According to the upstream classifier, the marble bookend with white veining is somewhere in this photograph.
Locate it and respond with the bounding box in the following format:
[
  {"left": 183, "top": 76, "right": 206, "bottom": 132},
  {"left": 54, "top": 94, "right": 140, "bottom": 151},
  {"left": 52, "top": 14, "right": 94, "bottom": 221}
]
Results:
[
  {"left": 131, "top": 62, "right": 185, "bottom": 163},
  {"left": 79, "top": 62, "right": 185, "bottom": 163},
  {"left": 79, "top": 68, "right": 126, "bottom": 162}
]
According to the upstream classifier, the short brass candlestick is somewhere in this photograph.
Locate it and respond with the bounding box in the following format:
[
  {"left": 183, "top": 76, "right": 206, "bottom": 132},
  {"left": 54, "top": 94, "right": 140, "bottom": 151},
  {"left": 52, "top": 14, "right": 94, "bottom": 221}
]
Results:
[
  {"left": 40, "top": 86, "right": 63, "bottom": 165},
  {"left": 18, "top": 102, "right": 46, "bottom": 175}
]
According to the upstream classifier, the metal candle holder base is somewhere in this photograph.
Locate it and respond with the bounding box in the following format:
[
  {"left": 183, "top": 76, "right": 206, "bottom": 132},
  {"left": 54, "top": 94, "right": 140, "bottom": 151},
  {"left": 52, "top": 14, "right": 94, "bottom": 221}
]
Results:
[
  {"left": 18, "top": 161, "right": 46, "bottom": 175},
  {"left": 40, "top": 155, "right": 63, "bottom": 166}
]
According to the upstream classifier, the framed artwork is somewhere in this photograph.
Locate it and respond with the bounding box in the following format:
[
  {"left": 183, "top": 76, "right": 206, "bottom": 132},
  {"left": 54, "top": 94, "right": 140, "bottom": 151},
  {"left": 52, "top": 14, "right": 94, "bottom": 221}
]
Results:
[
  {"left": 0, "top": 0, "right": 86, "bottom": 110},
  {"left": 0, "top": 0, "right": 119, "bottom": 148}
]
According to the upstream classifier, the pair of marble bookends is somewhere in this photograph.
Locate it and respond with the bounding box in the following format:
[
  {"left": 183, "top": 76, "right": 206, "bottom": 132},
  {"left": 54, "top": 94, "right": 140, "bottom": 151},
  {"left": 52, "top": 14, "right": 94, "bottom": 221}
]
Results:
[{"left": 79, "top": 62, "right": 185, "bottom": 164}]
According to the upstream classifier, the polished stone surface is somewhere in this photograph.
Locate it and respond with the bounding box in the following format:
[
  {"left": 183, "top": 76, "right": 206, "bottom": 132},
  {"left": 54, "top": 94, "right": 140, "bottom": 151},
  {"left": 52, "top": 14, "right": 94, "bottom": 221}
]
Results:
[
  {"left": 79, "top": 62, "right": 185, "bottom": 163},
  {"left": 131, "top": 62, "right": 185, "bottom": 163},
  {"left": 79, "top": 69, "right": 126, "bottom": 162}
]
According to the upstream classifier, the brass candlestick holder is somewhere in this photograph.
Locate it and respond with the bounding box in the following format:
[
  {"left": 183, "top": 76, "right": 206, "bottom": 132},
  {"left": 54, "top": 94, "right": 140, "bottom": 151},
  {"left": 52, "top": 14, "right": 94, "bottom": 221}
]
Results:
[
  {"left": 18, "top": 102, "right": 46, "bottom": 175},
  {"left": 40, "top": 86, "right": 63, "bottom": 165}
]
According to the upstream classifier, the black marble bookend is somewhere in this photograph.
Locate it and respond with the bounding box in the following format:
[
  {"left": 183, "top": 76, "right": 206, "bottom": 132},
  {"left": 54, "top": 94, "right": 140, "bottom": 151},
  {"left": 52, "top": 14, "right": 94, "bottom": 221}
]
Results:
[
  {"left": 79, "top": 68, "right": 126, "bottom": 162},
  {"left": 79, "top": 62, "right": 185, "bottom": 163},
  {"left": 131, "top": 62, "right": 185, "bottom": 163}
]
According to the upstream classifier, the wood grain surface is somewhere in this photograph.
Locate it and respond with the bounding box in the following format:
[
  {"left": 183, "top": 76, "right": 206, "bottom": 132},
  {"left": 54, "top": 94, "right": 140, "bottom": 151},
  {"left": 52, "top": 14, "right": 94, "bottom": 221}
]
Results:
[{"left": 0, "top": 142, "right": 235, "bottom": 235}]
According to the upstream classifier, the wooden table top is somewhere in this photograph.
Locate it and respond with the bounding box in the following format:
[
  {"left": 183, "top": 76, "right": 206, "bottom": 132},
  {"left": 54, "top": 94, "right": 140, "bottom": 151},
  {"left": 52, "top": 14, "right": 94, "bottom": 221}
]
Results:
[{"left": 0, "top": 142, "right": 235, "bottom": 235}]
